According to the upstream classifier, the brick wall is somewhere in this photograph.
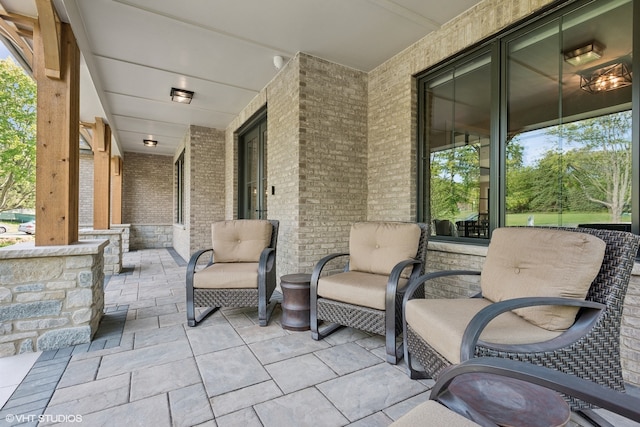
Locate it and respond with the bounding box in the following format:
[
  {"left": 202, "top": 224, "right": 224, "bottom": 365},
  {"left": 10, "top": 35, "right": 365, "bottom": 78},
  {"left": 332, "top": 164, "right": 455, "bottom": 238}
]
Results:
[
  {"left": 297, "top": 54, "right": 368, "bottom": 273},
  {"left": 122, "top": 152, "right": 173, "bottom": 225},
  {"left": 79, "top": 152, "right": 94, "bottom": 226},
  {"left": 222, "top": 53, "right": 368, "bottom": 278},
  {"left": 189, "top": 126, "right": 225, "bottom": 254},
  {"left": 366, "top": 0, "right": 555, "bottom": 221}
]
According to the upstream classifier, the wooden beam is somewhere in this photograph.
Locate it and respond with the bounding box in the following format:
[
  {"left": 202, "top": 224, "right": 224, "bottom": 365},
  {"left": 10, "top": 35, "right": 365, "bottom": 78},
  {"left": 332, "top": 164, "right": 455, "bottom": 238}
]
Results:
[
  {"left": 0, "top": 19, "right": 33, "bottom": 67},
  {"left": 111, "top": 156, "right": 123, "bottom": 225},
  {"left": 34, "top": 22, "right": 80, "bottom": 245},
  {"left": 0, "top": 12, "right": 37, "bottom": 28},
  {"left": 35, "top": 0, "right": 61, "bottom": 79},
  {"left": 93, "top": 118, "right": 111, "bottom": 230},
  {"left": 79, "top": 126, "right": 93, "bottom": 150}
]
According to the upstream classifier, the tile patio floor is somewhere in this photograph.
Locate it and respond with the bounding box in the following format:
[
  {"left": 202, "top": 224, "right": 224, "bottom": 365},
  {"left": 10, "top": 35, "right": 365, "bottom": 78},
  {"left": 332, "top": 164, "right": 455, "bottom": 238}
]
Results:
[{"left": 0, "top": 248, "right": 639, "bottom": 426}]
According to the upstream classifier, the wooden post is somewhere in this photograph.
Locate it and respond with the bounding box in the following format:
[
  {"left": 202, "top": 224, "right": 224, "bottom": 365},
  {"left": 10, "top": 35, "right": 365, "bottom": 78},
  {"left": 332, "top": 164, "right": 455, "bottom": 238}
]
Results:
[
  {"left": 33, "top": 21, "right": 80, "bottom": 246},
  {"left": 92, "top": 117, "right": 111, "bottom": 230},
  {"left": 111, "top": 156, "right": 123, "bottom": 225}
]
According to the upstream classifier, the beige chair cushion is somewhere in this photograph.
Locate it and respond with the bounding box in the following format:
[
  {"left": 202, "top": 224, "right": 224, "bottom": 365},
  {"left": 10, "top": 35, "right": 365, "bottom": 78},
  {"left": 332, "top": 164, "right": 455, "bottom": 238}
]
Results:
[
  {"left": 390, "top": 400, "right": 481, "bottom": 427},
  {"left": 193, "top": 263, "right": 259, "bottom": 289},
  {"left": 405, "top": 298, "right": 562, "bottom": 364},
  {"left": 349, "top": 222, "right": 421, "bottom": 278},
  {"left": 318, "top": 271, "right": 408, "bottom": 310},
  {"left": 481, "top": 228, "right": 606, "bottom": 331},
  {"left": 211, "top": 220, "right": 272, "bottom": 263}
]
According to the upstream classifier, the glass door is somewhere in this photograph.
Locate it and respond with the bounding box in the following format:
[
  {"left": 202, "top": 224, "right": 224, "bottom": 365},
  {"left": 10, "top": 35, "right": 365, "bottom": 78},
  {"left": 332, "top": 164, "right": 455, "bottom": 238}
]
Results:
[{"left": 238, "top": 116, "right": 267, "bottom": 219}]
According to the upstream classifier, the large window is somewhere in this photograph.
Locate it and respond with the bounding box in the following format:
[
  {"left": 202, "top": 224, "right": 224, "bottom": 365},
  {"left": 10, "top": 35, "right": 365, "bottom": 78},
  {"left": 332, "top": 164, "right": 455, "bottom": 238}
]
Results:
[
  {"left": 419, "top": 0, "right": 635, "bottom": 240},
  {"left": 175, "top": 150, "right": 185, "bottom": 225}
]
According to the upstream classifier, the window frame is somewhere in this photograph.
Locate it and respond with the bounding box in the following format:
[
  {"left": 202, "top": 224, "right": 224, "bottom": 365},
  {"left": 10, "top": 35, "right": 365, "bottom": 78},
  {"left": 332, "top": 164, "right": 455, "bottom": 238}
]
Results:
[{"left": 417, "top": 0, "right": 639, "bottom": 241}]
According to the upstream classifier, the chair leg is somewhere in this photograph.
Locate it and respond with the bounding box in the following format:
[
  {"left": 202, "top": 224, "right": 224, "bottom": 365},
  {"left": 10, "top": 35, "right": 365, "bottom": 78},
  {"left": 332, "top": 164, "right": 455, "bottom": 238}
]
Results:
[
  {"left": 187, "top": 306, "right": 219, "bottom": 327},
  {"left": 311, "top": 322, "right": 343, "bottom": 340},
  {"left": 258, "top": 298, "right": 278, "bottom": 327}
]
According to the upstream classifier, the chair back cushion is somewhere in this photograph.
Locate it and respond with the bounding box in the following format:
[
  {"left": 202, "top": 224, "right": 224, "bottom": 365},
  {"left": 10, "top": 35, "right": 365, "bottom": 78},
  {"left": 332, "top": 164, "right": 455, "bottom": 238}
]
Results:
[
  {"left": 349, "top": 222, "right": 421, "bottom": 277},
  {"left": 481, "top": 228, "right": 606, "bottom": 331},
  {"left": 211, "top": 220, "right": 272, "bottom": 263}
]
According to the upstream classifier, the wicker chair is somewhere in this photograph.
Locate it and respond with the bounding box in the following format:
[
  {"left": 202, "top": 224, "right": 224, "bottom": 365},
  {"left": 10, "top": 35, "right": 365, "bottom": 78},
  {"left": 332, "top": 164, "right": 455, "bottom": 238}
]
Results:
[
  {"left": 402, "top": 227, "right": 640, "bottom": 410},
  {"left": 310, "top": 221, "right": 429, "bottom": 364},
  {"left": 186, "top": 219, "right": 279, "bottom": 327},
  {"left": 392, "top": 357, "right": 640, "bottom": 427}
]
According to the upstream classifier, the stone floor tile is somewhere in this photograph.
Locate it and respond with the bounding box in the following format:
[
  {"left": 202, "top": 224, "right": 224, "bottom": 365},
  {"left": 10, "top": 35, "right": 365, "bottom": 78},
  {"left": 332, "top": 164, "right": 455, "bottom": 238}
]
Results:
[
  {"left": 317, "top": 363, "right": 428, "bottom": 422},
  {"left": 97, "top": 341, "right": 193, "bottom": 378},
  {"left": 133, "top": 324, "right": 187, "bottom": 349},
  {"left": 353, "top": 333, "right": 385, "bottom": 348},
  {"left": 233, "top": 322, "right": 288, "bottom": 345},
  {"left": 57, "top": 357, "right": 100, "bottom": 388},
  {"left": 249, "top": 331, "right": 330, "bottom": 365},
  {"left": 44, "top": 373, "right": 130, "bottom": 419},
  {"left": 216, "top": 407, "right": 262, "bottom": 427},
  {"left": 159, "top": 311, "right": 189, "bottom": 328},
  {"left": 265, "top": 353, "right": 337, "bottom": 394},
  {"left": 131, "top": 357, "right": 201, "bottom": 401},
  {"left": 122, "top": 316, "right": 159, "bottom": 334},
  {"left": 315, "top": 342, "right": 383, "bottom": 375},
  {"left": 196, "top": 346, "right": 270, "bottom": 397},
  {"left": 210, "top": 380, "right": 282, "bottom": 417},
  {"left": 382, "top": 391, "right": 431, "bottom": 422},
  {"left": 254, "top": 387, "right": 349, "bottom": 427},
  {"left": 323, "top": 327, "right": 371, "bottom": 346},
  {"left": 223, "top": 312, "right": 257, "bottom": 329},
  {"left": 186, "top": 322, "right": 243, "bottom": 356},
  {"left": 75, "top": 394, "right": 171, "bottom": 427},
  {"left": 348, "top": 411, "right": 394, "bottom": 426},
  {"left": 168, "top": 383, "right": 214, "bottom": 427}
]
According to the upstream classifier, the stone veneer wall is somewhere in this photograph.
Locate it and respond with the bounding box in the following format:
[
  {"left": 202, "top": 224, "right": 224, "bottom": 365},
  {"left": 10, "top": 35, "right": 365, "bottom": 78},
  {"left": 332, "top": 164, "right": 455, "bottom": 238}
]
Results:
[
  {"left": 79, "top": 229, "right": 123, "bottom": 275},
  {"left": 130, "top": 224, "right": 173, "bottom": 250},
  {"left": 0, "top": 240, "right": 107, "bottom": 356}
]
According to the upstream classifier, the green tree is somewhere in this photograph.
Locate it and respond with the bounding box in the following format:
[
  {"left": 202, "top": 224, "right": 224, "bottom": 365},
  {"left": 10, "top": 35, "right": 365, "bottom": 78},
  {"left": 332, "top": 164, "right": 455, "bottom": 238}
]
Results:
[
  {"left": 430, "top": 144, "right": 479, "bottom": 219},
  {"left": 0, "top": 57, "right": 36, "bottom": 212},
  {"left": 551, "top": 111, "right": 632, "bottom": 221}
]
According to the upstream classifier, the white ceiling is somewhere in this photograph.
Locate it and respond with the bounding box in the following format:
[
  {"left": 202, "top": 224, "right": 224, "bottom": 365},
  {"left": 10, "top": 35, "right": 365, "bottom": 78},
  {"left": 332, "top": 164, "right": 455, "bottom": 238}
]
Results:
[{"left": 2, "top": 0, "right": 482, "bottom": 156}]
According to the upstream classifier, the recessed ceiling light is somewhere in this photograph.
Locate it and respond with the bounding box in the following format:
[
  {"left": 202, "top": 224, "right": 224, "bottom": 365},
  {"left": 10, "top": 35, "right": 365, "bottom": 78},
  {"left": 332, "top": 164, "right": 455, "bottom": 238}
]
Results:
[
  {"left": 143, "top": 139, "right": 158, "bottom": 147},
  {"left": 170, "top": 87, "right": 194, "bottom": 104}
]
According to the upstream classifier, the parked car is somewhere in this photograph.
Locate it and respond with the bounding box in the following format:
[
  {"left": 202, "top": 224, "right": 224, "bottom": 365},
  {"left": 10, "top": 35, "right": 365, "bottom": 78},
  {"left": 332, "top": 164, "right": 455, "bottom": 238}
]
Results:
[
  {"left": 0, "top": 225, "right": 6, "bottom": 233},
  {"left": 18, "top": 221, "right": 35, "bottom": 235}
]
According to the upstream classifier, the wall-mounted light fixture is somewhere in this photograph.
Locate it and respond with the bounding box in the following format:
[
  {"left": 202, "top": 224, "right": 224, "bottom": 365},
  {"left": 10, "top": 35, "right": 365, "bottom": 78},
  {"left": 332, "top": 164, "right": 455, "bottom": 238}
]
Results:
[
  {"left": 143, "top": 139, "right": 158, "bottom": 147},
  {"left": 170, "top": 87, "right": 194, "bottom": 104},
  {"left": 564, "top": 41, "right": 604, "bottom": 66},
  {"left": 580, "top": 61, "right": 632, "bottom": 94}
]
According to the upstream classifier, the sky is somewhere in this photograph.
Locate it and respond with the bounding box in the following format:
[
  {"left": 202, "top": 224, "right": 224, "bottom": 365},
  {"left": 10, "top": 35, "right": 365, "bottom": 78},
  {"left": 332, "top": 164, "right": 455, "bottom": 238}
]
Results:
[{"left": 0, "top": 42, "right": 11, "bottom": 60}]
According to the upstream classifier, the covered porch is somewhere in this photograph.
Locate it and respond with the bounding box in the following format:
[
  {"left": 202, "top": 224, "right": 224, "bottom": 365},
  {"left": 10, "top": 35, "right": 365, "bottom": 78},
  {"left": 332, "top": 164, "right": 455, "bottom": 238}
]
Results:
[{"left": 1, "top": 247, "right": 637, "bottom": 426}]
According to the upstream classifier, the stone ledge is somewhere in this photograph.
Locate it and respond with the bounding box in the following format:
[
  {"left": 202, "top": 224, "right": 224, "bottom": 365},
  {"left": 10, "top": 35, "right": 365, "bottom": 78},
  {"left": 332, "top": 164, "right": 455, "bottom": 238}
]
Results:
[{"left": 0, "top": 240, "right": 108, "bottom": 259}]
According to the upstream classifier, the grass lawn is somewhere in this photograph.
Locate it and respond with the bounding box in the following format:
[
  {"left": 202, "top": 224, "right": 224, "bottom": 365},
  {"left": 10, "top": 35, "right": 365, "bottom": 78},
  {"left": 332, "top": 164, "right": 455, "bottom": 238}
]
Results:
[{"left": 505, "top": 212, "right": 630, "bottom": 226}]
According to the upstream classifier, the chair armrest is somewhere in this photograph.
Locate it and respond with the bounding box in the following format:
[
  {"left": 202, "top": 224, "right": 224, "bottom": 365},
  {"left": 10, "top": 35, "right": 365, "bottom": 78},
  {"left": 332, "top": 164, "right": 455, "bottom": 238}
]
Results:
[
  {"left": 258, "top": 247, "right": 276, "bottom": 276},
  {"left": 387, "top": 259, "right": 422, "bottom": 297},
  {"left": 187, "top": 249, "right": 214, "bottom": 277},
  {"left": 310, "top": 252, "right": 349, "bottom": 295},
  {"left": 460, "top": 297, "right": 605, "bottom": 361},
  {"left": 431, "top": 357, "right": 640, "bottom": 423},
  {"left": 402, "top": 270, "right": 481, "bottom": 308}
]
